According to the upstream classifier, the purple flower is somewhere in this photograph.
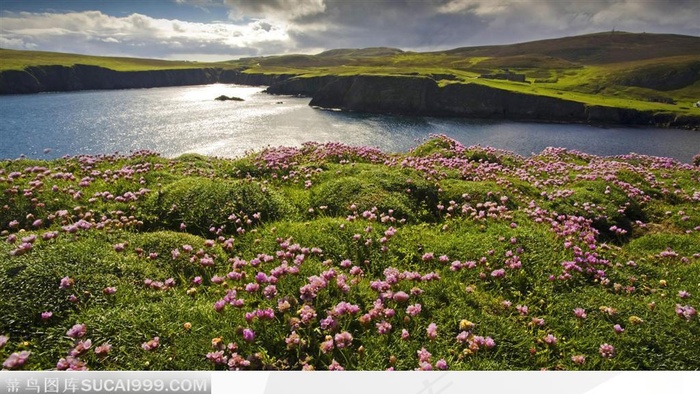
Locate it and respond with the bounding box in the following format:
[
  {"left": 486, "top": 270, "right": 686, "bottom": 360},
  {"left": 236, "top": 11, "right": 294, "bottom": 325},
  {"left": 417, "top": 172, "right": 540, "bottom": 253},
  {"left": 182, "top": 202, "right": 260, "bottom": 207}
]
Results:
[
  {"left": 102, "top": 287, "right": 117, "bottom": 295},
  {"left": 66, "top": 323, "right": 86, "bottom": 338},
  {"left": 678, "top": 290, "right": 691, "bottom": 299},
  {"left": 2, "top": 351, "right": 30, "bottom": 369},
  {"left": 334, "top": 331, "right": 353, "bottom": 349},
  {"left": 41, "top": 311, "right": 53, "bottom": 321},
  {"left": 675, "top": 304, "right": 697, "bottom": 320},
  {"left": 435, "top": 359, "right": 448, "bottom": 370},
  {"left": 142, "top": 337, "right": 160, "bottom": 351},
  {"left": 599, "top": 343, "right": 615, "bottom": 358},
  {"left": 571, "top": 355, "right": 586, "bottom": 365},
  {"left": 242, "top": 328, "right": 255, "bottom": 343},
  {"left": 613, "top": 324, "right": 625, "bottom": 334},
  {"left": 543, "top": 334, "right": 557, "bottom": 346},
  {"left": 214, "top": 300, "right": 226, "bottom": 312},
  {"left": 490, "top": 268, "right": 506, "bottom": 278},
  {"left": 59, "top": 276, "right": 74, "bottom": 289},
  {"left": 0, "top": 335, "right": 8, "bottom": 349},
  {"left": 113, "top": 243, "right": 125, "bottom": 252},
  {"left": 417, "top": 347, "right": 431, "bottom": 363}
]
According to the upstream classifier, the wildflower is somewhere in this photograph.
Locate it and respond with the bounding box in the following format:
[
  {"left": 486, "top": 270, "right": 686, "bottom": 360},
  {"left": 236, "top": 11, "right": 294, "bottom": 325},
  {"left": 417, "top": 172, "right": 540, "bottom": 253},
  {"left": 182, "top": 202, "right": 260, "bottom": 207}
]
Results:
[
  {"left": 613, "top": 324, "right": 625, "bottom": 334},
  {"left": 0, "top": 335, "right": 8, "bottom": 349},
  {"left": 113, "top": 243, "right": 125, "bottom": 252},
  {"left": 543, "top": 334, "right": 557, "bottom": 346},
  {"left": 573, "top": 308, "right": 587, "bottom": 319},
  {"left": 242, "top": 328, "right": 255, "bottom": 343},
  {"left": 406, "top": 303, "right": 422, "bottom": 317},
  {"left": 214, "top": 300, "right": 226, "bottom": 312},
  {"left": 392, "top": 291, "right": 410, "bottom": 303},
  {"left": 599, "top": 343, "right": 615, "bottom": 358},
  {"left": 426, "top": 323, "right": 438, "bottom": 340},
  {"left": 490, "top": 268, "right": 506, "bottom": 278},
  {"left": 401, "top": 329, "right": 410, "bottom": 340},
  {"left": 66, "top": 323, "right": 86, "bottom": 338},
  {"left": 206, "top": 351, "right": 227, "bottom": 365},
  {"left": 678, "top": 290, "right": 691, "bottom": 299},
  {"left": 675, "top": 304, "right": 697, "bottom": 320},
  {"left": 69, "top": 339, "right": 92, "bottom": 357},
  {"left": 94, "top": 343, "right": 112, "bottom": 357},
  {"left": 571, "top": 355, "right": 586, "bottom": 365},
  {"left": 376, "top": 320, "right": 392, "bottom": 335},
  {"left": 328, "top": 359, "right": 344, "bottom": 371},
  {"left": 516, "top": 305, "right": 529, "bottom": 316},
  {"left": 59, "top": 276, "right": 74, "bottom": 289},
  {"left": 3, "top": 351, "right": 31, "bottom": 369},
  {"left": 41, "top": 311, "right": 53, "bottom": 321},
  {"left": 628, "top": 316, "right": 644, "bottom": 325},
  {"left": 142, "top": 337, "right": 160, "bottom": 351},
  {"left": 183, "top": 322, "right": 192, "bottom": 330},
  {"left": 435, "top": 359, "right": 448, "bottom": 370},
  {"left": 320, "top": 336, "right": 334, "bottom": 354},
  {"left": 102, "top": 287, "right": 117, "bottom": 295},
  {"left": 417, "top": 347, "right": 431, "bottom": 363}
]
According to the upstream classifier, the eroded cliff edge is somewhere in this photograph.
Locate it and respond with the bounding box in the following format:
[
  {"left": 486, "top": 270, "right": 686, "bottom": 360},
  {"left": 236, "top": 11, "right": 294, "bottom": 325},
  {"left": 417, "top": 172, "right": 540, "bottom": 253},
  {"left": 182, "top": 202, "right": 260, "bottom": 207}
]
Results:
[
  {"left": 0, "top": 65, "right": 289, "bottom": 94},
  {"left": 290, "top": 74, "right": 698, "bottom": 129}
]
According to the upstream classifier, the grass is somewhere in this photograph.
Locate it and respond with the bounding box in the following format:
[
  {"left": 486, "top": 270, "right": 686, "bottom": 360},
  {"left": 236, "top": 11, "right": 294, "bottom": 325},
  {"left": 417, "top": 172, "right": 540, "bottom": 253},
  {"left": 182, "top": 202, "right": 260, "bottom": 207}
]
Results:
[
  {"left": 1, "top": 136, "right": 699, "bottom": 371},
  {"left": 0, "top": 48, "right": 230, "bottom": 72}
]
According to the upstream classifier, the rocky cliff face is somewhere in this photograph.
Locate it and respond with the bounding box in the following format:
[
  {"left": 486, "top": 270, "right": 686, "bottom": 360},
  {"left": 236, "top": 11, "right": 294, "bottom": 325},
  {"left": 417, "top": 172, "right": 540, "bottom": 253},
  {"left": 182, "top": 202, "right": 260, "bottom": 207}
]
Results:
[
  {"left": 0, "top": 65, "right": 292, "bottom": 95},
  {"left": 296, "top": 74, "right": 699, "bottom": 129}
]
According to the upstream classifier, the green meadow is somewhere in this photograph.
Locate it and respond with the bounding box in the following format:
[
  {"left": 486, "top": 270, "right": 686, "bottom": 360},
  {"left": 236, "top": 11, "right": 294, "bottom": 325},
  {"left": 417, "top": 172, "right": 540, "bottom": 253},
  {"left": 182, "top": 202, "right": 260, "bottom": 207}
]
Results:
[{"left": 1, "top": 137, "right": 698, "bottom": 370}]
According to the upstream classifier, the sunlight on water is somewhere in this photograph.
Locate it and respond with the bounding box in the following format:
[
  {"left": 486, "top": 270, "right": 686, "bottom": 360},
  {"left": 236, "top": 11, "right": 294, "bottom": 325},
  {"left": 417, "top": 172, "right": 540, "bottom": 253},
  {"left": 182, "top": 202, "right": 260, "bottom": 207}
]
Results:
[{"left": 1, "top": 84, "right": 699, "bottom": 162}]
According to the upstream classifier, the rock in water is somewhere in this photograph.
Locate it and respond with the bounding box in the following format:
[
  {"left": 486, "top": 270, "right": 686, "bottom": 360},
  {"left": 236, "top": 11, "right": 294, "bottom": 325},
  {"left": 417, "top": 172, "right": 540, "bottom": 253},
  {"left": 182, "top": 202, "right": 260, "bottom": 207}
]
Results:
[{"left": 215, "top": 95, "right": 244, "bottom": 101}]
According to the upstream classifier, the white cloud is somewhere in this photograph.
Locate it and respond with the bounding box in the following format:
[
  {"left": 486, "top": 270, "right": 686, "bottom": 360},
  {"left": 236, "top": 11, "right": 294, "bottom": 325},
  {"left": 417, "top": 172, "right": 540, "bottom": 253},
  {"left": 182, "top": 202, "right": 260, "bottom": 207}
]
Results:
[{"left": 0, "top": 10, "right": 296, "bottom": 60}]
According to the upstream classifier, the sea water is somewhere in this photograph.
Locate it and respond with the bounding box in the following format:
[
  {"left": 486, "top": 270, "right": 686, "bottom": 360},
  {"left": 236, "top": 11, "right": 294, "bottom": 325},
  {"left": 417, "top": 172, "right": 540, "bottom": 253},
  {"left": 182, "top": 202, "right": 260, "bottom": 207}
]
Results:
[{"left": 1, "top": 84, "right": 699, "bottom": 162}]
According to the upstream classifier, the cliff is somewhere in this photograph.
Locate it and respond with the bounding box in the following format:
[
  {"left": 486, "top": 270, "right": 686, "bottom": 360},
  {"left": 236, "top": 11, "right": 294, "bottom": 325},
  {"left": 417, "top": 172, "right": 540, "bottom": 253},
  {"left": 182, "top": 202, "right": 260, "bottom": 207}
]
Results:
[
  {"left": 299, "top": 74, "right": 700, "bottom": 129},
  {"left": 0, "top": 65, "right": 292, "bottom": 94}
]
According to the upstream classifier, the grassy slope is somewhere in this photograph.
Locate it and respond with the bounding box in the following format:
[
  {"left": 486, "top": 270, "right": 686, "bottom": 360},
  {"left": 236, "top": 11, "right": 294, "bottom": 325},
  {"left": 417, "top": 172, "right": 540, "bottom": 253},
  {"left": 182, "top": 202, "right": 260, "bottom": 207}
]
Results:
[
  {"left": 0, "top": 137, "right": 699, "bottom": 371},
  {"left": 0, "top": 48, "right": 229, "bottom": 71}
]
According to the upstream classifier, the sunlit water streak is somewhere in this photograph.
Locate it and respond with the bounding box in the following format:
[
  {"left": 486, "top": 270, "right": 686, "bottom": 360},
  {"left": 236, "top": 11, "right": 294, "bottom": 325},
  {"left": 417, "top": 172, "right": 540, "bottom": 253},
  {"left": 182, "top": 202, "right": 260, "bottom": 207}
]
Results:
[{"left": 1, "top": 84, "right": 699, "bottom": 162}]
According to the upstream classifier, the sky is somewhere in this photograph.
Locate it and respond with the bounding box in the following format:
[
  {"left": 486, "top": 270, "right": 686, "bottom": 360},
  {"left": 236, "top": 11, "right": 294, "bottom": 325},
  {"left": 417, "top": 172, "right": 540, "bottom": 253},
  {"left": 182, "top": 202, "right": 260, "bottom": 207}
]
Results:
[{"left": 1, "top": 0, "right": 698, "bottom": 62}]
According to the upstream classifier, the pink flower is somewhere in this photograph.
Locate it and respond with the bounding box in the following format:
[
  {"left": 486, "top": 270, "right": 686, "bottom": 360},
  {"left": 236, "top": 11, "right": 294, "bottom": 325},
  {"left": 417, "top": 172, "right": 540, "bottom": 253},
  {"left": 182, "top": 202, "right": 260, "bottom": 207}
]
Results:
[
  {"left": 426, "top": 323, "right": 438, "bottom": 340},
  {"left": 376, "top": 320, "right": 392, "bottom": 334},
  {"left": 328, "top": 359, "right": 344, "bottom": 371},
  {"left": 516, "top": 305, "right": 529, "bottom": 316},
  {"left": 435, "top": 359, "right": 448, "bottom": 370},
  {"left": 66, "top": 323, "right": 86, "bottom": 338},
  {"left": 543, "top": 334, "right": 557, "bottom": 346},
  {"left": 406, "top": 303, "right": 422, "bottom": 317},
  {"left": 59, "top": 276, "right": 74, "bottom": 289},
  {"left": 102, "top": 287, "right": 117, "bottom": 295},
  {"left": 571, "top": 355, "right": 586, "bottom": 365},
  {"left": 242, "top": 328, "right": 255, "bottom": 343},
  {"left": 142, "top": 336, "right": 160, "bottom": 351},
  {"left": 2, "top": 351, "right": 30, "bottom": 369},
  {"left": 113, "top": 243, "right": 125, "bottom": 252},
  {"left": 334, "top": 331, "right": 353, "bottom": 349},
  {"left": 392, "top": 291, "right": 410, "bottom": 303},
  {"left": 401, "top": 329, "right": 410, "bottom": 340},
  {"left": 573, "top": 308, "right": 587, "bottom": 319},
  {"left": 417, "top": 347, "right": 431, "bottom": 363},
  {"left": 0, "top": 335, "right": 8, "bottom": 349},
  {"left": 613, "top": 324, "right": 625, "bottom": 334},
  {"left": 320, "top": 337, "right": 334, "bottom": 354},
  {"left": 490, "top": 268, "right": 506, "bottom": 278},
  {"left": 599, "top": 343, "right": 615, "bottom": 358},
  {"left": 94, "top": 343, "right": 112, "bottom": 357},
  {"left": 41, "top": 311, "right": 53, "bottom": 321}
]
